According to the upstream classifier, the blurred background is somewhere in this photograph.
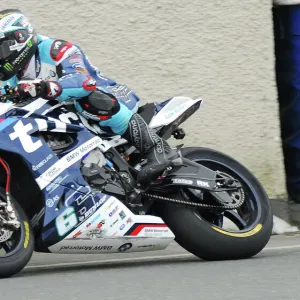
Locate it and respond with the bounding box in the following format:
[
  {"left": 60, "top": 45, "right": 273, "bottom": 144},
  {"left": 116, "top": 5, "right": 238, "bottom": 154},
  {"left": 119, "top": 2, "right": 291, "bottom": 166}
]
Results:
[{"left": 1, "top": 0, "right": 284, "bottom": 198}]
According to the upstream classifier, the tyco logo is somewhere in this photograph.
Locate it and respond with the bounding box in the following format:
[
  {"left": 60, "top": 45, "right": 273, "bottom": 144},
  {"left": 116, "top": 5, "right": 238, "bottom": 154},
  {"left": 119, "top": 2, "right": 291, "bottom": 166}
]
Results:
[{"left": 9, "top": 120, "right": 43, "bottom": 153}]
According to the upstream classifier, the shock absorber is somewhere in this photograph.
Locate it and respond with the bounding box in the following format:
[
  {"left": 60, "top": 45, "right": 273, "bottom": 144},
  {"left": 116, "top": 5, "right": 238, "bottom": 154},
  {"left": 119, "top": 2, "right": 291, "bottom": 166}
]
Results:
[{"left": 0, "top": 157, "right": 20, "bottom": 229}]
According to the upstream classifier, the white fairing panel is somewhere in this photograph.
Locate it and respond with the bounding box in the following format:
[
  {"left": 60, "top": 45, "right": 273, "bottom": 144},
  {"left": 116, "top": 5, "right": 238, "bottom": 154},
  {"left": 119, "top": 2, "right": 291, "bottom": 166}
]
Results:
[
  {"left": 0, "top": 102, "right": 15, "bottom": 115},
  {"left": 48, "top": 196, "right": 175, "bottom": 254},
  {"left": 149, "top": 96, "right": 203, "bottom": 129}
]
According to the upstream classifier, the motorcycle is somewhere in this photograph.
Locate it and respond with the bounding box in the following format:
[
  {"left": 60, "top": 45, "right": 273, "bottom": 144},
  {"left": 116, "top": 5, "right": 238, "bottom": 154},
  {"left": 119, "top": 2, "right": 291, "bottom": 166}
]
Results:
[{"left": 0, "top": 88, "right": 273, "bottom": 278}]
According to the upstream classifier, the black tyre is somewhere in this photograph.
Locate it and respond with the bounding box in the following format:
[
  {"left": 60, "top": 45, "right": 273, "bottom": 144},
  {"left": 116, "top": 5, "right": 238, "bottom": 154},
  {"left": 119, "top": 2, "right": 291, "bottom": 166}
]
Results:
[
  {"left": 158, "top": 147, "right": 273, "bottom": 260},
  {"left": 0, "top": 189, "right": 34, "bottom": 278}
]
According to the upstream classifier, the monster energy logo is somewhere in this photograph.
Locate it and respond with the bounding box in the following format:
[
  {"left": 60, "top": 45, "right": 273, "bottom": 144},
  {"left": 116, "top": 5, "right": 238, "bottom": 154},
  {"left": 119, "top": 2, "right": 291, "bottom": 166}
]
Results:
[{"left": 3, "top": 63, "right": 13, "bottom": 71}]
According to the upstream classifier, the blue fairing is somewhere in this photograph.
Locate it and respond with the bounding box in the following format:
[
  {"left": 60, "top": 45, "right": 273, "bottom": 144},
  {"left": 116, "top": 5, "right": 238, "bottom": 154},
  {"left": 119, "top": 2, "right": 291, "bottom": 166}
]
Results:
[{"left": 0, "top": 103, "right": 112, "bottom": 248}]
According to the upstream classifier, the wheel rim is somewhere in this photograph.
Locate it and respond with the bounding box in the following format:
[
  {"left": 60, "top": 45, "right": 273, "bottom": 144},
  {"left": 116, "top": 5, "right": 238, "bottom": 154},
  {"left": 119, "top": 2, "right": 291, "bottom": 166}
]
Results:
[
  {"left": 0, "top": 215, "right": 25, "bottom": 258},
  {"left": 185, "top": 157, "right": 262, "bottom": 234}
]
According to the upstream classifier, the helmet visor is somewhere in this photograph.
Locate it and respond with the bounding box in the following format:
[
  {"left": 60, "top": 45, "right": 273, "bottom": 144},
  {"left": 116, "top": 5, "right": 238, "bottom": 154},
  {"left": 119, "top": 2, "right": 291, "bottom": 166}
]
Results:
[{"left": 0, "top": 40, "right": 15, "bottom": 60}]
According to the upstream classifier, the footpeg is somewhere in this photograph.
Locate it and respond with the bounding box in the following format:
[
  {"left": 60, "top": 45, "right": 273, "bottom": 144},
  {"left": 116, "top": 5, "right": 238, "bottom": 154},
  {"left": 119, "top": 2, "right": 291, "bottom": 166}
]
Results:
[{"left": 172, "top": 128, "right": 185, "bottom": 139}]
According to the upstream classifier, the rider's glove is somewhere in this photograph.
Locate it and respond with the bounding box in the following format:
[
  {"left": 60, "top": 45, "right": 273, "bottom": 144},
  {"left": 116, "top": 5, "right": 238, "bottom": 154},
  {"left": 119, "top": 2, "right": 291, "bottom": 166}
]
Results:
[{"left": 16, "top": 80, "right": 62, "bottom": 102}]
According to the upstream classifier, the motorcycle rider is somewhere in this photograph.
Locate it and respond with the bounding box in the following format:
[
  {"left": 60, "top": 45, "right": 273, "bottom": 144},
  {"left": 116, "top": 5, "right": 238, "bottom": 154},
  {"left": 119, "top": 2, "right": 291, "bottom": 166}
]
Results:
[{"left": 0, "top": 9, "right": 178, "bottom": 182}]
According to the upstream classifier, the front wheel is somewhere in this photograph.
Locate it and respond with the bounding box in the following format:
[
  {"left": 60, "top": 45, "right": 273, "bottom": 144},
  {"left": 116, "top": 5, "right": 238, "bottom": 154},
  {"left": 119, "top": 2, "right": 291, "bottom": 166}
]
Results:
[
  {"left": 0, "top": 189, "right": 34, "bottom": 278},
  {"left": 157, "top": 147, "right": 273, "bottom": 260}
]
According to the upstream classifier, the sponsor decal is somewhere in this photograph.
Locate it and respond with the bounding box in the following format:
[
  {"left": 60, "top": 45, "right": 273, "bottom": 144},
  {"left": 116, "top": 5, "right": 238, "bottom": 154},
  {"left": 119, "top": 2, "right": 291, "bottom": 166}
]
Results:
[
  {"left": 129, "top": 224, "right": 168, "bottom": 236},
  {"left": 97, "top": 219, "right": 105, "bottom": 228},
  {"left": 119, "top": 224, "right": 125, "bottom": 230},
  {"left": 54, "top": 41, "right": 62, "bottom": 50},
  {"left": 104, "top": 199, "right": 116, "bottom": 212},
  {"left": 196, "top": 180, "right": 210, "bottom": 188},
  {"left": 37, "top": 137, "right": 102, "bottom": 189},
  {"left": 32, "top": 154, "right": 54, "bottom": 171},
  {"left": 72, "top": 61, "right": 86, "bottom": 69},
  {"left": 46, "top": 174, "right": 68, "bottom": 193},
  {"left": 86, "top": 214, "right": 102, "bottom": 228},
  {"left": 47, "top": 82, "right": 61, "bottom": 99},
  {"left": 144, "top": 228, "right": 169, "bottom": 233},
  {"left": 0, "top": 15, "right": 16, "bottom": 30},
  {"left": 126, "top": 217, "right": 133, "bottom": 225},
  {"left": 172, "top": 178, "right": 193, "bottom": 185},
  {"left": 23, "top": 221, "right": 30, "bottom": 249},
  {"left": 110, "top": 219, "right": 119, "bottom": 228},
  {"left": 9, "top": 120, "right": 43, "bottom": 153},
  {"left": 150, "top": 131, "right": 163, "bottom": 154},
  {"left": 65, "top": 138, "right": 101, "bottom": 164},
  {"left": 4, "top": 62, "right": 13, "bottom": 71},
  {"left": 60, "top": 245, "right": 113, "bottom": 251},
  {"left": 60, "top": 45, "right": 69, "bottom": 53},
  {"left": 13, "top": 44, "right": 31, "bottom": 65},
  {"left": 164, "top": 103, "right": 186, "bottom": 120},
  {"left": 109, "top": 205, "right": 119, "bottom": 217},
  {"left": 43, "top": 70, "right": 57, "bottom": 81},
  {"left": 87, "top": 228, "right": 106, "bottom": 238},
  {"left": 79, "top": 195, "right": 108, "bottom": 222},
  {"left": 130, "top": 119, "right": 140, "bottom": 146},
  {"left": 73, "top": 230, "right": 82, "bottom": 238},
  {"left": 137, "top": 244, "right": 161, "bottom": 249},
  {"left": 19, "top": 17, "right": 29, "bottom": 27},
  {"left": 70, "top": 56, "right": 82, "bottom": 63},
  {"left": 46, "top": 195, "right": 59, "bottom": 208},
  {"left": 119, "top": 210, "right": 126, "bottom": 220},
  {"left": 45, "top": 166, "right": 60, "bottom": 179},
  {"left": 118, "top": 243, "right": 132, "bottom": 252},
  {"left": 58, "top": 111, "right": 80, "bottom": 124},
  {"left": 50, "top": 70, "right": 56, "bottom": 77}
]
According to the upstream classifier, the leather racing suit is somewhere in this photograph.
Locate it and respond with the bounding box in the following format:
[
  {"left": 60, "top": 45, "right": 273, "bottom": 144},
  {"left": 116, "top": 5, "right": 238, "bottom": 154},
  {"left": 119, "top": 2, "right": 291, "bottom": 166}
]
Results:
[{"left": 0, "top": 35, "right": 177, "bottom": 182}]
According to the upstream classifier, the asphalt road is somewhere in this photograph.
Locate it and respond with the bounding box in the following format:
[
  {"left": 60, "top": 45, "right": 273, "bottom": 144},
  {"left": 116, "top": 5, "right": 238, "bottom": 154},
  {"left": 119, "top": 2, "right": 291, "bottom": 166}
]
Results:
[{"left": 2, "top": 234, "right": 300, "bottom": 300}]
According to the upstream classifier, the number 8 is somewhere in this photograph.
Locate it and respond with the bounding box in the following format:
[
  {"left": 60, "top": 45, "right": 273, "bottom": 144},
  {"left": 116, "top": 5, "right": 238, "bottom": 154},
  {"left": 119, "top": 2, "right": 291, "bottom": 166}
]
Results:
[{"left": 56, "top": 207, "right": 78, "bottom": 237}]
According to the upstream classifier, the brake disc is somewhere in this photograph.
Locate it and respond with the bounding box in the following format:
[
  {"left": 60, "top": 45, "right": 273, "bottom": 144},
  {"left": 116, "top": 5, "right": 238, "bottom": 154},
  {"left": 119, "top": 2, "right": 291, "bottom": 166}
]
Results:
[{"left": 0, "top": 228, "right": 13, "bottom": 243}]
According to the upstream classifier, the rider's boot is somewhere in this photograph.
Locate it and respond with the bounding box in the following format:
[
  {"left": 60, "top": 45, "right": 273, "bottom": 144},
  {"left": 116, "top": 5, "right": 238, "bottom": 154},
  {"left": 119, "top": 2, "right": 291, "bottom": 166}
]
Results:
[{"left": 123, "top": 113, "right": 179, "bottom": 184}]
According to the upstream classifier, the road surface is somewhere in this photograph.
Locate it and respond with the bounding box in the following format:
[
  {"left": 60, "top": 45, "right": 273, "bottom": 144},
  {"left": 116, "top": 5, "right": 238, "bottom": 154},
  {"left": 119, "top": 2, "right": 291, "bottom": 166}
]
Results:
[{"left": 2, "top": 234, "right": 300, "bottom": 300}]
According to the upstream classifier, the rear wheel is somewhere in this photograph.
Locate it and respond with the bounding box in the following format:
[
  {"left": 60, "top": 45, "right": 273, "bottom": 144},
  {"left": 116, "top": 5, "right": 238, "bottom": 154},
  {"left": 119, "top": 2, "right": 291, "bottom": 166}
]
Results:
[
  {"left": 0, "top": 189, "right": 34, "bottom": 278},
  {"left": 157, "top": 147, "right": 273, "bottom": 260}
]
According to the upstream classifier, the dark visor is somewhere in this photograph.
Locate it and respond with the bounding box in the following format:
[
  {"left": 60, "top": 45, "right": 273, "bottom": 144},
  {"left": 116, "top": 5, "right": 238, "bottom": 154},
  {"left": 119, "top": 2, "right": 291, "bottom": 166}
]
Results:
[{"left": 0, "top": 40, "right": 15, "bottom": 60}]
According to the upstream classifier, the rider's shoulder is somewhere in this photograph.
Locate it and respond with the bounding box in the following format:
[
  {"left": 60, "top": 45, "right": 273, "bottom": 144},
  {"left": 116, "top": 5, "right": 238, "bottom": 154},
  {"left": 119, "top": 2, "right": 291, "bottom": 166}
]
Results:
[
  {"left": 38, "top": 35, "right": 81, "bottom": 65},
  {"left": 49, "top": 39, "right": 81, "bottom": 65}
]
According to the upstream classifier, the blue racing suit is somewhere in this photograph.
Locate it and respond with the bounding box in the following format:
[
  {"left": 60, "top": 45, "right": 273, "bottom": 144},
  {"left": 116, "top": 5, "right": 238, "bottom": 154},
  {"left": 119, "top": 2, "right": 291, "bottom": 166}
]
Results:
[
  {"left": 0, "top": 34, "right": 177, "bottom": 175},
  {"left": 0, "top": 34, "right": 140, "bottom": 135}
]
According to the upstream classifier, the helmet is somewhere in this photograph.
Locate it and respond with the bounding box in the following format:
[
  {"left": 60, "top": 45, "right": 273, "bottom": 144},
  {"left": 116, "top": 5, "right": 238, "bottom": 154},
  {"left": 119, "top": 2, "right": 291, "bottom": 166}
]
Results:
[
  {"left": 74, "top": 89, "right": 120, "bottom": 121},
  {"left": 0, "top": 9, "right": 38, "bottom": 81}
]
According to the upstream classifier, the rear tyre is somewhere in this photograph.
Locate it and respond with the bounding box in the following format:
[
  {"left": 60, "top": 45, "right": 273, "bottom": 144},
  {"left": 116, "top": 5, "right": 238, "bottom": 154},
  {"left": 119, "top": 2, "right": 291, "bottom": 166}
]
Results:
[
  {"left": 0, "top": 189, "right": 34, "bottom": 278},
  {"left": 158, "top": 147, "right": 273, "bottom": 260}
]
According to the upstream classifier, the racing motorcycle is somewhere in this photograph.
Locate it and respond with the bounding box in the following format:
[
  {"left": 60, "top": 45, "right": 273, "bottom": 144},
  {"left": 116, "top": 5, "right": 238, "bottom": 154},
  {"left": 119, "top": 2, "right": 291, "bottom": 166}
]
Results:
[{"left": 0, "top": 86, "right": 273, "bottom": 278}]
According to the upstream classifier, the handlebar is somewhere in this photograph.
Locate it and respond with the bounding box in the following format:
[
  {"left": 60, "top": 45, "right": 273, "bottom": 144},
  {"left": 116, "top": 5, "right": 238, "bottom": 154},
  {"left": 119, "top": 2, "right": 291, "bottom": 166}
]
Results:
[
  {"left": 0, "top": 94, "right": 20, "bottom": 103},
  {"left": 0, "top": 85, "right": 20, "bottom": 104}
]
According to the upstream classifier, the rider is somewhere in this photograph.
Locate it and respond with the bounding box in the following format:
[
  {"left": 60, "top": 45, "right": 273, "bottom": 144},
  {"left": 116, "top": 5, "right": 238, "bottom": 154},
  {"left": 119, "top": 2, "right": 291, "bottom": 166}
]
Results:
[{"left": 0, "top": 9, "right": 178, "bottom": 182}]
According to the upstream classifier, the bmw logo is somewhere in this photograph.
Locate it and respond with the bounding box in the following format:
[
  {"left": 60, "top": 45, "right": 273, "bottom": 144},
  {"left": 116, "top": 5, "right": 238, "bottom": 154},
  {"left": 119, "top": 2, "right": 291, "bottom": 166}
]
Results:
[{"left": 118, "top": 243, "right": 132, "bottom": 252}]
